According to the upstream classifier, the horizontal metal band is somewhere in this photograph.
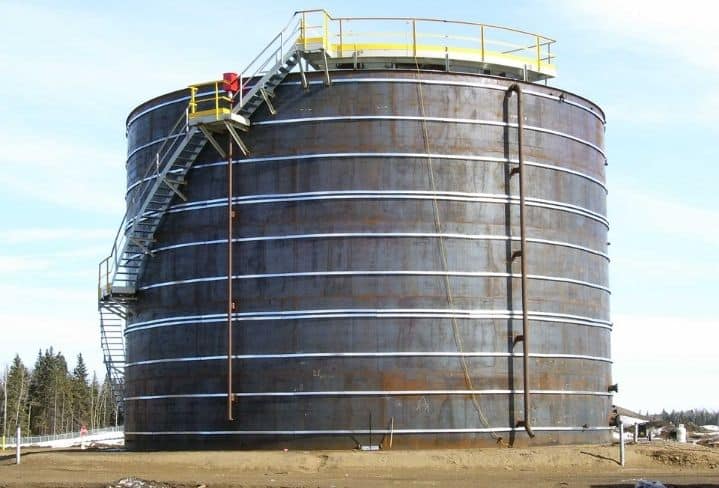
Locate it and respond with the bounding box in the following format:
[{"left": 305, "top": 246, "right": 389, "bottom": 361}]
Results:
[
  {"left": 201, "top": 190, "right": 608, "bottom": 225},
  {"left": 137, "top": 269, "right": 610, "bottom": 293},
  {"left": 126, "top": 351, "right": 611, "bottom": 368},
  {"left": 311, "top": 77, "right": 606, "bottom": 125},
  {"left": 253, "top": 115, "right": 606, "bottom": 159},
  {"left": 130, "top": 190, "right": 608, "bottom": 228},
  {"left": 125, "top": 309, "right": 613, "bottom": 335},
  {"left": 148, "top": 232, "right": 609, "bottom": 260},
  {"left": 127, "top": 150, "right": 607, "bottom": 196},
  {"left": 125, "top": 389, "right": 613, "bottom": 401},
  {"left": 125, "top": 76, "right": 605, "bottom": 131},
  {"left": 125, "top": 426, "right": 614, "bottom": 436}
]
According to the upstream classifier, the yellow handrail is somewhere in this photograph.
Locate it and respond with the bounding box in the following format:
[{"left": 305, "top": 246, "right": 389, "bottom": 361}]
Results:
[
  {"left": 188, "top": 81, "right": 233, "bottom": 120},
  {"left": 182, "top": 9, "right": 556, "bottom": 114},
  {"left": 295, "top": 9, "right": 556, "bottom": 76}
]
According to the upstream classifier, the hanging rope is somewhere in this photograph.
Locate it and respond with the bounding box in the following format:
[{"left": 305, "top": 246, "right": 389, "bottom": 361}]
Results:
[{"left": 413, "top": 59, "right": 505, "bottom": 446}]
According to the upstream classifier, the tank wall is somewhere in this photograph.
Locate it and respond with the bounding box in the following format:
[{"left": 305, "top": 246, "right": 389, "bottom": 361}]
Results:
[{"left": 123, "top": 70, "right": 610, "bottom": 449}]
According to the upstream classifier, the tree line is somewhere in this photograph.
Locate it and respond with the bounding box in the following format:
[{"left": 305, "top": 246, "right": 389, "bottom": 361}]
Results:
[
  {"left": 1, "top": 349, "right": 120, "bottom": 438},
  {"left": 657, "top": 409, "right": 719, "bottom": 427}
]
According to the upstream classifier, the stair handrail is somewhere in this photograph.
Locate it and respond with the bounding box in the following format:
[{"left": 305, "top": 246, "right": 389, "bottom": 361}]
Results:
[
  {"left": 100, "top": 9, "right": 310, "bottom": 297},
  {"left": 232, "top": 14, "right": 304, "bottom": 109},
  {"left": 98, "top": 110, "right": 190, "bottom": 298}
]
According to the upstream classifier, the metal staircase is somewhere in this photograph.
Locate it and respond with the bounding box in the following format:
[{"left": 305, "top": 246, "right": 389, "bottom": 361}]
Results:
[
  {"left": 97, "top": 11, "right": 313, "bottom": 411},
  {"left": 234, "top": 50, "right": 304, "bottom": 118},
  {"left": 99, "top": 305, "right": 126, "bottom": 407}
]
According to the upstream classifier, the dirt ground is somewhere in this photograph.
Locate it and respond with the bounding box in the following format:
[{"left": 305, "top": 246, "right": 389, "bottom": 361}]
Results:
[{"left": 1, "top": 441, "right": 718, "bottom": 487}]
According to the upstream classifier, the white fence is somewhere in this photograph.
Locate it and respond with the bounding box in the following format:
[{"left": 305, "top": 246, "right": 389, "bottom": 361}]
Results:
[{"left": 3, "top": 425, "right": 124, "bottom": 448}]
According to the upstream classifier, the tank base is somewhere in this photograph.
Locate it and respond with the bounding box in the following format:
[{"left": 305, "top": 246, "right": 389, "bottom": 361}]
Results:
[{"left": 125, "top": 430, "right": 611, "bottom": 451}]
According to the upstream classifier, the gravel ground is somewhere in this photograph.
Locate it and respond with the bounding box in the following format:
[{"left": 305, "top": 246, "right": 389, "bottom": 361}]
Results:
[{"left": 1, "top": 441, "right": 717, "bottom": 487}]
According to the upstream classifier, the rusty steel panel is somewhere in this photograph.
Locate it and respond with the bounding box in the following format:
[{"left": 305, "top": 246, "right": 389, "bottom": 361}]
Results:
[{"left": 122, "top": 70, "right": 610, "bottom": 450}]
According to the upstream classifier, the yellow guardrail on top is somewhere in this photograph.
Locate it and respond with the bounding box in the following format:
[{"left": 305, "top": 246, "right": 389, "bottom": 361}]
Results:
[
  {"left": 188, "top": 80, "right": 234, "bottom": 120},
  {"left": 296, "top": 9, "right": 556, "bottom": 77}
]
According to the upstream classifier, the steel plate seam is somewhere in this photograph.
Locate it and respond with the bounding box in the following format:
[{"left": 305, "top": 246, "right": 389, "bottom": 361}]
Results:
[
  {"left": 124, "top": 389, "right": 613, "bottom": 401},
  {"left": 123, "top": 309, "right": 612, "bottom": 335},
  {"left": 143, "top": 233, "right": 609, "bottom": 261},
  {"left": 136, "top": 270, "right": 610, "bottom": 293},
  {"left": 125, "top": 352, "right": 612, "bottom": 368},
  {"left": 125, "top": 152, "right": 607, "bottom": 194},
  {"left": 126, "top": 191, "right": 609, "bottom": 228},
  {"left": 125, "top": 426, "right": 614, "bottom": 435},
  {"left": 252, "top": 115, "right": 606, "bottom": 158}
]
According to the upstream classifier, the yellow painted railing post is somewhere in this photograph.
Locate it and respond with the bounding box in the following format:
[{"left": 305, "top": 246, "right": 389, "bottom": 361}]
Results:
[
  {"left": 536, "top": 35, "right": 541, "bottom": 71},
  {"left": 189, "top": 86, "right": 198, "bottom": 116},
  {"left": 339, "top": 19, "right": 343, "bottom": 57},
  {"left": 323, "top": 11, "right": 329, "bottom": 51},
  {"left": 214, "top": 81, "right": 219, "bottom": 120},
  {"left": 412, "top": 19, "right": 417, "bottom": 57},
  {"left": 480, "top": 25, "right": 485, "bottom": 62},
  {"left": 301, "top": 12, "right": 307, "bottom": 51}
]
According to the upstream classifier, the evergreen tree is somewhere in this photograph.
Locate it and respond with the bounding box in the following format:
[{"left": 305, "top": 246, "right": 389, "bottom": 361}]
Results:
[
  {"left": 4, "top": 350, "right": 126, "bottom": 435},
  {"left": 28, "top": 348, "right": 72, "bottom": 435},
  {"left": 99, "top": 373, "right": 118, "bottom": 427},
  {"left": 71, "top": 353, "right": 91, "bottom": 430},
  {"left": 5, "top": 355, "right": 30, "bottom": 435},
  {"left": 29, "top": 349, "right": 52, "bottom": 434}
]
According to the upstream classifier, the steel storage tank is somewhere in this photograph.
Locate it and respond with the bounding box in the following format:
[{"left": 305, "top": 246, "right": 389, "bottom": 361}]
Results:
[{"left": 110, "top": 11, "right": 612, "bottom": 450}]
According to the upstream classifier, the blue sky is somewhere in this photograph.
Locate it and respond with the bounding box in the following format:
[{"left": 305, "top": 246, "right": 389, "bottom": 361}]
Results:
[{"left": 1, "top": 0, "right": 717, "bottom": 413}]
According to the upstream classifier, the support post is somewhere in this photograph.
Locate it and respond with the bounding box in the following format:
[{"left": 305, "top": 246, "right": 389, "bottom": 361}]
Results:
[
  {"left": 323, "top": 11, "right": 329, "bottom": 51},
  {"left": 339, "top": 19, "right": 343, "bottom": 57},
  {"left": 619, "top": 419, "right": 625, "bottom": 466},
  {"left": 198, "top": 125, "right": 227, "bottom": 159},
  {"left": 536, "top": 35, "right": 541, "bottom": 71},
  {"left": 225, "top": 123, "right": 250, "bottom": 157},
  {"left": 389, "top": 417, "right": 394, "bottom": 449},
  {"left": 15, "top": 426, "right": 20, "bottom": 465},
  {"left": 260, "top": 88, "right": 277, "bottom": 115},
  {"left": 297, "top": 50, "right": 309, "bottom": 89},
  {"left": 480, "top": 25, "right": 485, "bottom": 62},
  {"left": 633, "top": 423, "right": 638, "bottom": 444},
  {"left": 412, "top": 20, "right": 417, "bottom": 58},
  {"left": 2, "top": 367, "right": 7, "bottom": 451},
  {"left": 301, "top": 12, "right": 307, "bottom": 51},
  {"left": 322, "top": 49, "right": 332, "bottom": 86}
]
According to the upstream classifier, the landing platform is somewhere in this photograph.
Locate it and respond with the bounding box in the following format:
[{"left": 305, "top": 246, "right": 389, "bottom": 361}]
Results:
[
  {"left": 296, "top": 10, "right": 556, "bottom": 82},
  {"left": 188, "top": 111, "right": 249, "bottom": 129}
]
